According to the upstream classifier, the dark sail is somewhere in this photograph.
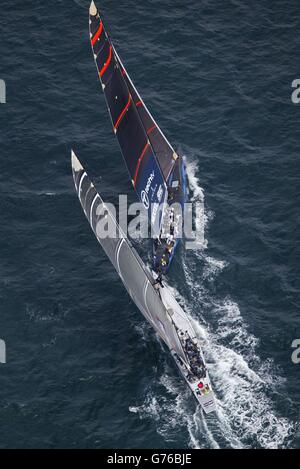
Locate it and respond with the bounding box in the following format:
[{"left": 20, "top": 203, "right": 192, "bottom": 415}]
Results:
[
  {"left": 89, "top": 2, "right": 168, "bottom": 236},
  {"left": 90, "top": 2, "right": 185, "bottom": 236},
  {"left": 113, "top": 48, "right": 178, "bottom": 182}
]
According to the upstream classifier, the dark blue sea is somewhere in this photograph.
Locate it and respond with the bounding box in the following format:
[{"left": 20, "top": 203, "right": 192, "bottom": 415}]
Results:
[{"left": 0, "top": 0, "right": 300, "bottom": 449}]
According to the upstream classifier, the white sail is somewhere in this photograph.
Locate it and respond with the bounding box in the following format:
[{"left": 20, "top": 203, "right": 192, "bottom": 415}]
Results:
[
  {"left": 71, "top": 149, "right": 216, "bottom": 413},
  {"left": 71, "top": 151, "right": 186, "bottom": 362}
]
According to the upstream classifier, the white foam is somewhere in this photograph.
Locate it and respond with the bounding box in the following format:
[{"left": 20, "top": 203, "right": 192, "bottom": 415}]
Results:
[
  {"left": 185, "top": 158, "right": 204, "bottom": 203},
  {"left": 184, "top": 158, "right": 211, "bottom": 251},
  {"left": 129, "top": 396, "right": 161, "bottom": 421},
  {"left": 203, "top": 256, "right": 227, "bottom": 280},
  {"left": 129, "top": 156, "right": 296, "bottom": 448}
]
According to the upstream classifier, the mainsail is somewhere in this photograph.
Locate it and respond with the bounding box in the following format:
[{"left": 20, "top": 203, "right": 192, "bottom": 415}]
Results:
[
  {"left": 89, "top": 1, "right": 177, "bottom": 235},
  {"left": 71, "top": 150, "right": 187, "bottom": 364},
  {"left": 113, "top": 48, "right": 178, "bottom": 182}
]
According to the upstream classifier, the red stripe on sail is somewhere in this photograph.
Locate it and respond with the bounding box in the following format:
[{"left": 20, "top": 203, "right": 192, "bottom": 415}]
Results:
[
  {"left": 133, "top": 142, "right": 150, "bottom": 188},
  {"left": 147, "top": 125, "right": 156, "bottom": 135},
  {"left": 114, "top": 94, "right": 132, "bottom": 131},
  {"left": 99, "top": 45, "right": 113, "bottom": 77},
  {"left": 91, "top": 21, "right": 103, "bottom": 46},
  {"left": 136, "top": 100, "right": 142, "bottom": 107}
]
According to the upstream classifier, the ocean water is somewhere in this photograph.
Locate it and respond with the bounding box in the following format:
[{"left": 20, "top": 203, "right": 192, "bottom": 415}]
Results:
[{"left": 0, "top": 0, "right": 300, "bottom": 449}]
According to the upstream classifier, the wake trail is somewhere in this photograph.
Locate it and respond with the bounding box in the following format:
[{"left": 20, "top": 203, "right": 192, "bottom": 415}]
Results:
[{"left": 129, "top": 155, "right": 296, "bottom": 449}]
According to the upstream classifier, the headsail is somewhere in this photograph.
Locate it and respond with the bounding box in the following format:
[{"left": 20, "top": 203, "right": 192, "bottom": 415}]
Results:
[
  {"left": 71, "top": 150, "right": 187, "bottom": 364},
  {"left": 89, "top": 1, "right": 168, "bottom": 237}
]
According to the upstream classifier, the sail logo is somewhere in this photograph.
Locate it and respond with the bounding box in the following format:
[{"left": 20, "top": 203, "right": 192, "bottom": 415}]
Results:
[
  {"left": 291, "top": 79, "right": 300, "bottom": 104},
  {"left": 141, "top": 171, "right": 155, "bottom": 209},
  {"left": 0, "top": 79, "right": 6, "bottom": 104},
  {"left": 0, "top": 339, "right": 6, "bottom": 364},
  {"left": 145, "top": 171, "right": 155, "bottom": 194},
  {"left": 141, "top": 190, "right": 149, "bottom": 209},
  {"left": 291, "top": 339, "right": 300, "bottom": 364}
]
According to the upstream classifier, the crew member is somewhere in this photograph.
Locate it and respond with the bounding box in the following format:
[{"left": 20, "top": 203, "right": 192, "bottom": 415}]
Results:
[{"left": 153, "top": 272, "right": 164, "bottom": 289}]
